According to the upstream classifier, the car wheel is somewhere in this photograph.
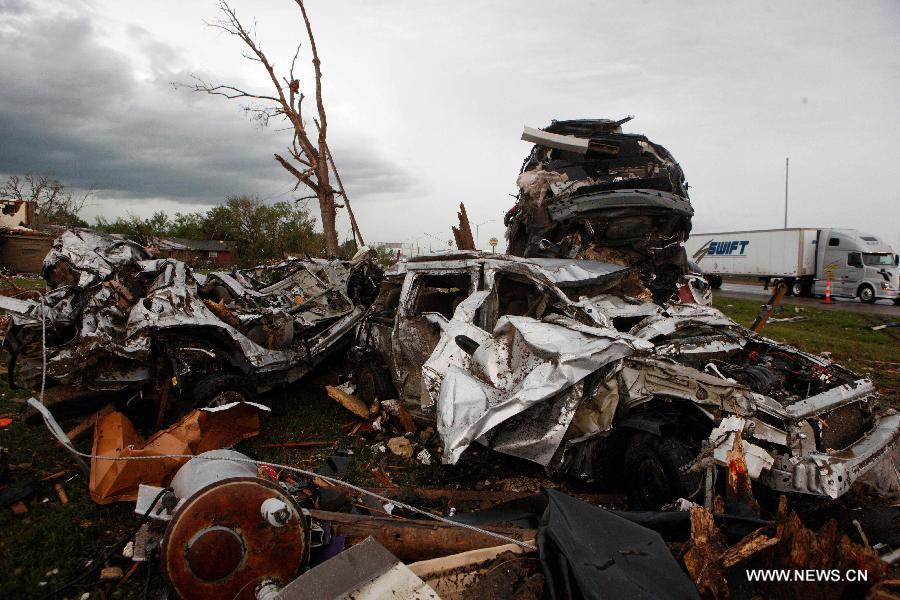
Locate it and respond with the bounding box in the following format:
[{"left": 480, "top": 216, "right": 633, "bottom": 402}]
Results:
[
  {"left": 623, "top": 433, "right": 702, "bottom": 509},
  {"left": 190, "top": 373, "right": 256, "bottom": 408},
  {"left": 895, "top": 298, "right": 900, "bottom": 306},
  {"left": 858, "top": 284, "right": 876, "bottom": 304},
  {"left": 353, "top": 357, "right": 396, "bottom": 405}
]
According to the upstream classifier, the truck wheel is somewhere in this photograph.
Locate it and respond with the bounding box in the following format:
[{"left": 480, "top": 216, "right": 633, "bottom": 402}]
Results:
[
  {"left": 191, "top": 374, "right": 256, "bottom": 408},
  {"left": 790, "top": 281, "right": 805, "bottom": 297},
  {"left": 858, "top": 284, "right": 876, "bottom": 304},
  {"left": 707, "top": 275, "right": 723, "bottom": 289},
  {"left": 623, "top": 433, "right": 702, "bottom": 510},
  {"left": 353, "top": 357, "right": 396, "bottom": 405}
]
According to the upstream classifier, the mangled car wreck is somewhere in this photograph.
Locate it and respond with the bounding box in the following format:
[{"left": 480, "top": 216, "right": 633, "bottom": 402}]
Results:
[
  {"left": 0, "top": 230, "right": 382, "bottom": 414},
  {"left": 355, "top": 251, "right": 898, "bottom": 506},
  {"left": 506, "top": 117, "right": 694, "bottom": 301}
]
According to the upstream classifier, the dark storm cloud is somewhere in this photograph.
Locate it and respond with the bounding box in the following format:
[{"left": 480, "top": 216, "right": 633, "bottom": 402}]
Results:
[
  {"left": 0, "top": 7, "right": 416, "bottom": 206},
  {"left": 0, "top": 0, "right": 29, "bottom": 14}
]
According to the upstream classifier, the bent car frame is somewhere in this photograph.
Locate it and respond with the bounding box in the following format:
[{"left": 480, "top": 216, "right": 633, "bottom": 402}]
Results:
[{"left": 354, "top": 251, "right": 899, "bottom": 506}]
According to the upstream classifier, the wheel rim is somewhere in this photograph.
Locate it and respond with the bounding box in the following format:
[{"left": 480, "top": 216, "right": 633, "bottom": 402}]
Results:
[
  {"left": 860, "top": 287, "right": 874, "bottom": 302},
  {"left": 792, "top": 283, "right": 803, "bottom": 296}
]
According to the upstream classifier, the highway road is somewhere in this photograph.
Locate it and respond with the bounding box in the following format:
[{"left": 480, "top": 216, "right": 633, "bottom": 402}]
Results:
[{"left": 716, "top": 282, "right": 900, "bottom": 317}]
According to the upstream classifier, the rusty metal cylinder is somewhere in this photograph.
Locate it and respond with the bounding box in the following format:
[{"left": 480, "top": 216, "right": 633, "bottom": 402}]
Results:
[{"left": 161, "top": 450, "right": 307, "bottom": 599}]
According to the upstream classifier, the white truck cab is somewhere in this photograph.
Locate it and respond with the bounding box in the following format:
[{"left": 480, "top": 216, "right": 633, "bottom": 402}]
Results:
[
  {"left": 686, "top": 227, "right": 899, "bottom": 304},
  {"left": 813, "top": 229, "right": 900, "bottom": 303}
]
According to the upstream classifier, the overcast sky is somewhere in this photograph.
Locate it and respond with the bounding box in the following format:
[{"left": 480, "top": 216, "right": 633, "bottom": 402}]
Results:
[{"left": 1, "top": 0, "right": 898, "bottom": 251}]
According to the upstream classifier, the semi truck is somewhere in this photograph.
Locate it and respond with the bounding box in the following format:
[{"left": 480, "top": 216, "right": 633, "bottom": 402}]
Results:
[{"left": 684, "top": 228, "right": 900, "bottom": 304}]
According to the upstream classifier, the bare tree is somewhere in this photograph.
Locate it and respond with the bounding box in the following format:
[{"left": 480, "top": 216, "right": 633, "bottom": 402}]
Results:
[
  {"left": 184, "top": 0, "right": 360, "bottom": 256},
  {"left": 0, "top": 174, "right": 90, "bottom": 227}
]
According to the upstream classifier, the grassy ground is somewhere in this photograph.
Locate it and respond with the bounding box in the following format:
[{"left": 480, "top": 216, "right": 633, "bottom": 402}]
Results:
[
  {"left": 1, "top": 295, "right": 897, "bottom": 598},
  {"left": 712, "top": 295, "right": 900, "bottom": 409}
]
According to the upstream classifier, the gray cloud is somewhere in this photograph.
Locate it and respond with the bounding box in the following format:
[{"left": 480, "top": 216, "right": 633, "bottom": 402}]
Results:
[
  {"left": 0, "top": 0, "right": 29, "bottom": 14},
  {"left": 0, "top": 5, "right": 417, "bottom": 210}
]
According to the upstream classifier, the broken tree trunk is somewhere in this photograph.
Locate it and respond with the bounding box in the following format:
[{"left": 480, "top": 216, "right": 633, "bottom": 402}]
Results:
[
  {"left": 682, "top": 506, "right": 730, "bottom": 600},
  {"left": 452, "top": 203, "right": 476, "bottom": 251},
  {"left": 307, "top": 508, "right": 534, "bottom": 562},
  {"left": 763, "top": 495, "right": 886, "bottom": 599},
  {"left": 719, "top": 527, "right": 779, "bottom": 568}
]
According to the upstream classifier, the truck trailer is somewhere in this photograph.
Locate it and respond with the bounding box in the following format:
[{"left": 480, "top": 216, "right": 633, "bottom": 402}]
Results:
[{"left": 684, "top": 228, "right": 899, "bottom": 304}]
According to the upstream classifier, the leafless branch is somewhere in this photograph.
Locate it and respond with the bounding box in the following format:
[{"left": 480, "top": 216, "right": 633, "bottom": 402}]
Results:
[{"left": 181, "top": 0, "right": 349, "bottom": 255}]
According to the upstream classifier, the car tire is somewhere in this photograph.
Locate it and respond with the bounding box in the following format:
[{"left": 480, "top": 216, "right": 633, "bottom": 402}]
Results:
[
  {"left": 353, "top": 357, "right": 396, "bottom": 405},
  {"left": 190, "top": 373, "right": 256, "bottom": 408},
  {"left": 623, "top": 433, "right": 702, "bottom": 509},
  {"left": 858, "top": 284, "right": 876, "bottom": 304},
  {"left": 895, "top": 298, "right": 900, "bottom": 306}
]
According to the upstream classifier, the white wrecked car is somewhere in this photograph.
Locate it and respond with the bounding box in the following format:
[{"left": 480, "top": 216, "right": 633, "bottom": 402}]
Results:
[
  {"left": 1, "top": 230, "right": 382, "bottom": 413},
  {"left": 354, "top": 251, "right": 899, "bottom": 507}
]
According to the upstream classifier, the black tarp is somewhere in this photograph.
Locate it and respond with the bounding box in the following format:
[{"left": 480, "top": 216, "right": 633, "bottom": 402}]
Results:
[{"left": 538, "top": 489, "right": 700, "bottom": 600}]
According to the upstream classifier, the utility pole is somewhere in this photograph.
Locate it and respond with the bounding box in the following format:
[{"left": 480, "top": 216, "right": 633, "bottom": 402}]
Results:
[{"left": 784, "top": 157, "right": 789, "bottom": 229}]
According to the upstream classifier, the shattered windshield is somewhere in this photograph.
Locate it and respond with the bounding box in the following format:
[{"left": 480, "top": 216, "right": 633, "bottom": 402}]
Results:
[{"left": 863, "top": 253, "right": 893, "bottom": 266}]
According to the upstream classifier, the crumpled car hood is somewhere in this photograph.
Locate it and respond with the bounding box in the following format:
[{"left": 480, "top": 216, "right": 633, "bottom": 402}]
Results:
[{"left": 435, "top": 313, "right": 653, "bottom": 465}]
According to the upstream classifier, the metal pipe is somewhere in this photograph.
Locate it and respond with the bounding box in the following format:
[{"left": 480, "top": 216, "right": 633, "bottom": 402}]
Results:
[{"left": 784, "top": 157, "right": 789, "bottom": 229}]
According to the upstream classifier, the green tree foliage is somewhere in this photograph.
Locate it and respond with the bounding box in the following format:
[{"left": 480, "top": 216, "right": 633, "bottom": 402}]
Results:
[
  {"left": 374, "top": 245, "right": 398, "bottom": 269},
  {"left": 203, "top": 195, "right": 324, "bottom": 265},
  {"left": 94, "top": 195, "right": 329, "bottom": 266}
]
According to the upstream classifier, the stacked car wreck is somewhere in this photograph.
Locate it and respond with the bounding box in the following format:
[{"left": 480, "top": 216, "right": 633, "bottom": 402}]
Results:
[
  {"left": 506, "top": 117, "right": 694, "bottom": 299},
  {"left": 355, "top": 118, "right": 899, "bottom": 506}
]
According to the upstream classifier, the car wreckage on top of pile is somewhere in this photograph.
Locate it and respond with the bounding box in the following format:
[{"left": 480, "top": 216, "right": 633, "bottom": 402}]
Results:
[{"left": 0, "top": 230, "right": 382, "bottom": 413}]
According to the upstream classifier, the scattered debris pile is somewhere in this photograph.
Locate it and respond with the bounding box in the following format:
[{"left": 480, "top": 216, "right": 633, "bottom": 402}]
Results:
[
  {"left": 506, "top": 117, "right": 693, "bottom": 299},
  {"left": 106, "top": 443, "right": 893, "bottom": 600},
  {"left": 0, "top": 230, "right": 382, "bottom": 417}
]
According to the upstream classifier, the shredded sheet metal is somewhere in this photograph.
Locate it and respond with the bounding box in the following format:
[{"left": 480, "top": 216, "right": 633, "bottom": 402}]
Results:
[
  {"left": 4, "top": 229, "right": 377, "bottom": 392},
  {"left": 437, "top": 314, "right": 652, "bottom": 465}
]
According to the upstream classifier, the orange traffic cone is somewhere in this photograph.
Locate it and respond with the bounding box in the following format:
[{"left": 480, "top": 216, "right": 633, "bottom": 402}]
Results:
[{"left": 825, "top": 279, "right": 832, "bottom": 304}]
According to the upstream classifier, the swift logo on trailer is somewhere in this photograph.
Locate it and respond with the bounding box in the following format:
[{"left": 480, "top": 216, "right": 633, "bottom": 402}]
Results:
[{"left": 693, "top": 240, "right": 750, "bottom": 260}]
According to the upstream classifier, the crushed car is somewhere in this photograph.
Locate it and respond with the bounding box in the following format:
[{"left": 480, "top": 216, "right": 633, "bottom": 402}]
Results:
[
  {"left": 0, "top": 230, "right": 382, "bottom": 413},
  {"left": 353, "top": 251, "right": 899, "bottom": 506},
  {"left": 506, "top": 117, "right": 694, "bottom": 301}
]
